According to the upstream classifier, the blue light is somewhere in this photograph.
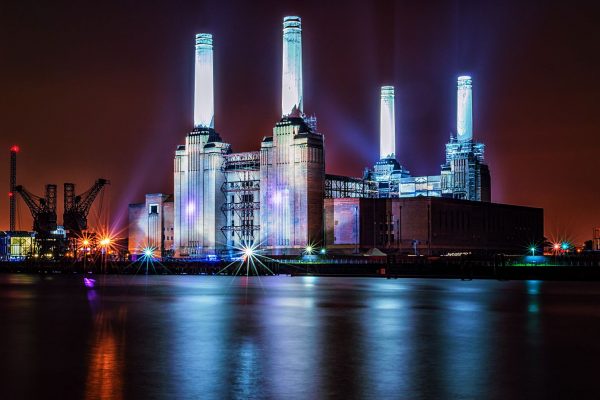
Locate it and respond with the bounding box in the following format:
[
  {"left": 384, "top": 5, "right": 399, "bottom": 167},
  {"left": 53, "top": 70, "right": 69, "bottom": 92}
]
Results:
[{"left": 142, "top": 247, "right": 156, "bottom": 259}]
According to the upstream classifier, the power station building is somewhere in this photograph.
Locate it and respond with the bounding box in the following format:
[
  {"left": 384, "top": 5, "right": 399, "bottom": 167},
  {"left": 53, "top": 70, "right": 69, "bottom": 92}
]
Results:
[
  {"left": 364, "top": 78, "right": 490, "bottom": 201},
  {"left": 128, "top": 16, "right": 542, "bottom": 259},
  {"left": 324, "top": 197, "right": 542, "bottom": 255}
]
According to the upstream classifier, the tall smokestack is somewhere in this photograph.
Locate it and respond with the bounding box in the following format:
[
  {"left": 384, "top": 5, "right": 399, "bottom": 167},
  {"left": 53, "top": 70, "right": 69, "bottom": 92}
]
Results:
[
  {"left": 282, "top": 16, "right": 303, "bottom": 116},
  {"left": 457, "top": 75, "right": 473, "bottom": 142},
  {"left": 380, "top": 86, "right": 395, "bottom": 160},
  {"left": 9, "top": 145, "right": 18, "bottom": 231},
  {"left": 194, "top": 33, "right": 214, "bottom": 129}
]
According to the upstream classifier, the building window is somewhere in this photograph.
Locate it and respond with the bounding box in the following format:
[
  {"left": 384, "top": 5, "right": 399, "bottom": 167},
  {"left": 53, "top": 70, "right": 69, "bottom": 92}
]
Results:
[{"left": 149, "top": 204, "right": 159, "bottom": 214}]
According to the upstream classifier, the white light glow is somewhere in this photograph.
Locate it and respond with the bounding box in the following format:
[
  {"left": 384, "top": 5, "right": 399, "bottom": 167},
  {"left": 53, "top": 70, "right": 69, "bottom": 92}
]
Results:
[
  {"left": 186, "top": 201, "right": 195, "bottom": 215},
  {"left": 380, "top": 86, "right": 395, "bottom": 159},
  {"left": 457, "top": 75, "right": 473, "bottom": 142},
  {"left": 282, "top": 16, "right": 303, "bottom": 116},
  {"left": 194, "top": 33, "right": 214, "bottom": 129},
  {"left": 142, "top": 247, "right": 156, "bottom": 258}
]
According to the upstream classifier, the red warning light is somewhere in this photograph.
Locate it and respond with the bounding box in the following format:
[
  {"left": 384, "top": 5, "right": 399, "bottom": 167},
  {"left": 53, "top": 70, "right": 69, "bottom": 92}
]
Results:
[
  {"left": 10, "top": 145, "right": 19, "bottom": 153},
  {"left": 8, "top": 192, "right": 13, "bottom": 197}
]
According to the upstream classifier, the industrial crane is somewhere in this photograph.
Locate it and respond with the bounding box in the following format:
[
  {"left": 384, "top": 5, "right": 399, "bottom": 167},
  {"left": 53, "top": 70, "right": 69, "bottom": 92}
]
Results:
[
  {"left": 63, "top": 179, "right": 109, "bottom": 236},
  {"left": 14, "top": 184, "right": 58, "bottom": 235}
]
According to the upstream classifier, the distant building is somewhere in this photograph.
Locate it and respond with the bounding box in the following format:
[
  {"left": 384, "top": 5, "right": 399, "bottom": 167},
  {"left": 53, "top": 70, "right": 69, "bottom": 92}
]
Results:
[
  {"left": 325, "top": 197, "right": 543, "bottom": 255},
  {"left": 594, "top": 228, "right": 600, "bottom": 251},
  {"left": 0, "top": 231, "right": 36, "bottom": 261},
  {"left": 128, "top": 194, "right": 174, "bottom": 259},
  {"left": 365, "top": 78, "right": 491, "bottom": 202}
]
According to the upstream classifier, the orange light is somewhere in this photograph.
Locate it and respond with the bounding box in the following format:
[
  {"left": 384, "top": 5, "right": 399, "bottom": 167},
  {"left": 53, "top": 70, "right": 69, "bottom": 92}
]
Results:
[{"left": 100, "top": 238, "right": 111, "bottom": 246}]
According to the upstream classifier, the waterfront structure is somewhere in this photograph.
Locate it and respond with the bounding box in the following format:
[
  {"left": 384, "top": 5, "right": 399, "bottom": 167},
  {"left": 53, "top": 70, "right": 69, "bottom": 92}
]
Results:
[
  {"left": 365, "top": 77, "right": 490, "bottom": 201},
  {"left": 324, "top": 197, "right": 543, "bottom": 255},
  {"left": 128, "top": 16, "right": 529, "bottom": 260},
  {"left": 440, "top": 76, "right": 491, "bottom": 201},
  {"left": 0, "top": 231, "right": 36, "bottom": 261},
  {"left": 128, "top": 194, "right": 174, "bottom": 258},
  {"left": 160, "top": 17, "right": 323, "bottom": 258},
  {"left": 257, "top": 16, "right": 325, "bottom": 253},
  {"left": 173, "top": 33, "right": 228, "bottom": 258}
]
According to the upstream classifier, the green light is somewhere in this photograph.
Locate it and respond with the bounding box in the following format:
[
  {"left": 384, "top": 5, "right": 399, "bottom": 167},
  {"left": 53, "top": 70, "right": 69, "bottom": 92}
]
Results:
[{"left": 530, "top": 246, "right": 536, "bottom": 256}]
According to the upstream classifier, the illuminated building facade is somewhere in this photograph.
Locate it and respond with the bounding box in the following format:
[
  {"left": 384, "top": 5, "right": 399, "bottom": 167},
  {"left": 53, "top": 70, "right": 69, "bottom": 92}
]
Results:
[
  {"left": 0, "top": 231, "right": 36, "bottom": 261},
  {"left": 380, "top": 86, "right": 395, "bottom": 160},
  {"left": 440, "top": 76, "right": 491, "bottom": 201},
  {"left": 159, "top": 16, "right": 323, "bottom": 258},
  {"left": 128, "top": 16, "right": 506, "bottom": 259},
  {"left": 365, "top": 77, "right": 491, "bottom": 201},
  {"left": 259, "top": 117, "right": 324, "bottom": 254},
  {"left": 173, "top": 33, "right": 228, "bottom": 257},
  {"left": 281, "top": 16, "right": 303, "bottom": 116},
  {"left": 128, "top": 194, "right": 174, "bottom": 258}
]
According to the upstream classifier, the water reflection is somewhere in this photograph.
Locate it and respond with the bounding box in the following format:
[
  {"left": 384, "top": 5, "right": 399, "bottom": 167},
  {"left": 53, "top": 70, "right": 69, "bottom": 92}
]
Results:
[
  {"left": 1, "top": 276, "right": 599, "bottom": 399},
  {"left": 85, "top": 287, "right": 126, "bottom": 400},
  {"left": 527, "top": 280, "right": 541, "bottom": 313}
]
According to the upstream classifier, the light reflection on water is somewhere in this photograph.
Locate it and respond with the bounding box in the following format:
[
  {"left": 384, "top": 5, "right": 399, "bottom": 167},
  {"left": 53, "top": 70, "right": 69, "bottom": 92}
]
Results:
[
  {"left": 84, "top": 307, "right": 126, "bottom": 400},
  {"left": 0, "top": 275, "right": 599, "bottom": 399}
]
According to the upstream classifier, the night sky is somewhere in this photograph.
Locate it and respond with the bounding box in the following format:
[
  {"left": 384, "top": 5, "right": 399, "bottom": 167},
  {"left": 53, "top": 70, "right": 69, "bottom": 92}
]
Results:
[{"left": 1, "top": 0, "right": 599, "bottom": 244}]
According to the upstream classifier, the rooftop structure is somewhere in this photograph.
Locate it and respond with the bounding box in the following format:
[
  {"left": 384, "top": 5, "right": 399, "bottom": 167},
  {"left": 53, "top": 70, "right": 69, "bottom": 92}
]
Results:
[
  {"left": 194, "top": 33, "right": 214, "bottom": 129},
  {"left": 457, "top": 75, "right": 473, "bottom": 142},
  {"left": 282, "top": 16, "right": 303, "bottom": 116},
  {"left": 380, "top": 86, "right": 395, "bottom": 160}
]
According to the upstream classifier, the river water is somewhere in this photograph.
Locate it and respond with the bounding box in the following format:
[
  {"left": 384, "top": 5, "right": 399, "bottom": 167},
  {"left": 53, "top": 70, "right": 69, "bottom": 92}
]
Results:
[{"left": 0, "top": 274, "right": 599, "bottom": 399}]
